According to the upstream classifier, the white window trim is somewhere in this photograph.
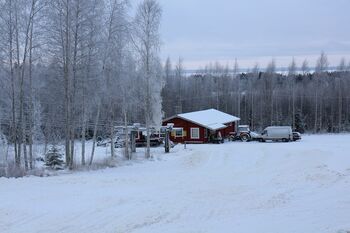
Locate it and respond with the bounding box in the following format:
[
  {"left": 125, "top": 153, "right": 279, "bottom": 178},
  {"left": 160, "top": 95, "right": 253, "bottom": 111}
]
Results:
[
  {"left": 175, "top": 128, "right": 183, "bottom": 138},
  {"left": 190, "top": 128, "right": 200, "bottom": 139}
]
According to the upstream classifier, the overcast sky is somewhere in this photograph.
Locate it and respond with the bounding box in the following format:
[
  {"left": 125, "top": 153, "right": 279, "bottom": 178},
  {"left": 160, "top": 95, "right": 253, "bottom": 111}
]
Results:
[{"left": 135, "top": 0, "right": 350, "bottom": 69}]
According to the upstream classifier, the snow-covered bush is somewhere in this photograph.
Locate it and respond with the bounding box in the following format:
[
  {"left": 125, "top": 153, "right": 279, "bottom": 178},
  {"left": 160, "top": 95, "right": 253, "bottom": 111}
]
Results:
[{"left": 45, "top": 146, "right": 64, "bottom": 170}]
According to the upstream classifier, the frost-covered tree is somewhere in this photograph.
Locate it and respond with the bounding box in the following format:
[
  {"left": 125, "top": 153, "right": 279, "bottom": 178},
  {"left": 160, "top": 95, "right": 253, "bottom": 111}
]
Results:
[
  {"left": 234, "top": 59, "right": 240, "bottom": 117},
  {"left": 46, "top": 0, "right": 106, "bottom": 168},
  {"left": 288, "top": 58, "right": 297, "bottom": 129},
  {"left": 175, "top": 57, "right": 184, "bottom": 114},
  {"left": 314, "top": 52, "right": 329, "bottom": 132},
  {"left": 162, "top": 57, "right": 174, "bottom": 117},
  {"left": 133, "top": 0, "right": 163, "bottom": 158},
  {"left": 45, "top": 146, "right": 64, "bottom": 170},
  {"left": 161, "top": 52, "right": 350, "bottom": 133}
]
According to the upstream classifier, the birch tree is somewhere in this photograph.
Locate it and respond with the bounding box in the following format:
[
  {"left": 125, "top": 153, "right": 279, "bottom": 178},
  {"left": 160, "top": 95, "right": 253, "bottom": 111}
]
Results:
[
  {"left": 234, "top": 59, "right": 240, "bottom": 117},
  {"left": 337, "top": 58, "right": 346, "bottom": 132},
  {"left": 133, "top": 0, "right": 162, "bottom": 159},
  {"left": 175, "top": 57, "right": 184, "bottom": 114},
  {"left": 0, "top": 0, "right": 18, "bottom": 167},
  {"left": 314, "top": 52, "right": 329, "bottom": 132}
]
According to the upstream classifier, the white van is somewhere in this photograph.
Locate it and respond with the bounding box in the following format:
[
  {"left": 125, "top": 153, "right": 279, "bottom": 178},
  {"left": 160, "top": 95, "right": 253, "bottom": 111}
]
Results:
[{"left": 259, "top": 126, "right": 293, "bottom": 142}]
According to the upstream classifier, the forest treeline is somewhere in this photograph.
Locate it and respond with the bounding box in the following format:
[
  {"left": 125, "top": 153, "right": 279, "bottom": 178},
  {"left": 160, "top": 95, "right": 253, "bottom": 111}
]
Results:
[{"left": 162, "top": 55, "right": 350, "bottom": 133}]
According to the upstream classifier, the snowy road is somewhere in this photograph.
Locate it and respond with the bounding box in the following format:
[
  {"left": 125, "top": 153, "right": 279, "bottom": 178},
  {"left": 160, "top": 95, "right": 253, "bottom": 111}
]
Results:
[{"left": 1, "top": 135, "right": 350, "bottom": 233}]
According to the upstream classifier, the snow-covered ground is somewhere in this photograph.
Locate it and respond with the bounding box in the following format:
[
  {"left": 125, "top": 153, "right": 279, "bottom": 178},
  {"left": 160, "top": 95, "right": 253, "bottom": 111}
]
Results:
[{"left": 1, "top": 134, "right": 350, "bottom": 233}]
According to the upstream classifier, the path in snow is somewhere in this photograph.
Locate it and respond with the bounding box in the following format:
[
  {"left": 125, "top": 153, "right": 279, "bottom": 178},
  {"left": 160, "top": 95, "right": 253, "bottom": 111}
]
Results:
[{"left": 1, "top": 134, "right": 350, "bottom": 233}]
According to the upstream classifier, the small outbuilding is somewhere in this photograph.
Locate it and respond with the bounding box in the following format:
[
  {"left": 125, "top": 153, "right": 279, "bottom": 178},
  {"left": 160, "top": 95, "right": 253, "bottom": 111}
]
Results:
[{"left": 162, "top": 109, "right": 240, "bottom": 144}]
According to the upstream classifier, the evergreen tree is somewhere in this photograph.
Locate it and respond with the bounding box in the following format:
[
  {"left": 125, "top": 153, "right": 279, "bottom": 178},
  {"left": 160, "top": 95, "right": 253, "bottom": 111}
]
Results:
[
  {"left": 45, "top": 146, "right": 64, "bottom": 170},
  {"left": 294, "top": 110, "right": 305, "bottom": 133}
]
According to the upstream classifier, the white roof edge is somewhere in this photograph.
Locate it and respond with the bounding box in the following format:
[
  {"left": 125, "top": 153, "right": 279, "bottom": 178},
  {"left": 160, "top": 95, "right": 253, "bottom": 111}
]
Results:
[
  {"left": 206, "top": 123, "right": 227, "bottom": 131},
  {"left": 163, "top": 109, "right": 239, "bottom": 131}
]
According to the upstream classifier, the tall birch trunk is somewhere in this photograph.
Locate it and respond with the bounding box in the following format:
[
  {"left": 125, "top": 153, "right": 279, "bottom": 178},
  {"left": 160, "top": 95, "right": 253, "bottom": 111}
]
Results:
[
  {"left": 124, "top": 111, "right": 130, "bottom": 160},
  {"left": 89, "top": 102, "right": 100, "bottom": 166},
  {"left": 64, "top": 0, "right": 71, "bottom": 168},
  {"left": 8, "top": 0, "right": 18, "bottom": 167}
]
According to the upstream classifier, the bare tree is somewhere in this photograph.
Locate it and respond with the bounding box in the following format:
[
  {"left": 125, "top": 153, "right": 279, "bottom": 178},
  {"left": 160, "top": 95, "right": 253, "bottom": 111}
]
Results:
[
  {"left": 0, "top": 0, "right": 18, "bottom": 167},
  {"left": 175, "top": 57, "right": 184, "bottom": 114},
  {"left": 162, "top": 57, "right": 174, "bottom": 117},
  {"left": 133, "top": 0, "right": 162, "bottom": 159},
  {"left": 265, "top": 60, "right": 276, "bottom": 125},
  {"left": 234, "top": 59, "right": 240, "bottom": 117},
  {"left": 337, "top": 58, "right": 346, "bottom": 132},
  {"left": 314, "top": 52, "right": 329, "bottom": 132},
  {"left": 250, "top": 63, "right": 259, "bottom": 129}
]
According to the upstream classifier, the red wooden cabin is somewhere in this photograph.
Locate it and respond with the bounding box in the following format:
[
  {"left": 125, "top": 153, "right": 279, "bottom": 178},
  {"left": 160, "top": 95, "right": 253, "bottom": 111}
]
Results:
[{"left": 162, "top": 109, "right": 240, "bottom": 144}]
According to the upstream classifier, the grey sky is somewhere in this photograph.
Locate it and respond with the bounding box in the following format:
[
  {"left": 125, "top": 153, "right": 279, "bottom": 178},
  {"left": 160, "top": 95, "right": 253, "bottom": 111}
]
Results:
[{"left": 136, "top": 0, "right": 350, "bottom": 69}]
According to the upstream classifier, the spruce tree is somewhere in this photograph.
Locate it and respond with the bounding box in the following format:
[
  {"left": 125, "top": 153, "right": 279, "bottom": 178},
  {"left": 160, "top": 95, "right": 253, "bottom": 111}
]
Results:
[
  {"left": 45, "top": 146, "right": 64, "bottom": 170},
  {"left": 294, "top": 110, "right": 305, "bottom": 133}
]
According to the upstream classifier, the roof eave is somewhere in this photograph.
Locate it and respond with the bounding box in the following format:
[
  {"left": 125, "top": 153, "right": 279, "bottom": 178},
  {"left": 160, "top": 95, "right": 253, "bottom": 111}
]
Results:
[{"left": 207, "top": 126, "right": 228, "bottom": 131}]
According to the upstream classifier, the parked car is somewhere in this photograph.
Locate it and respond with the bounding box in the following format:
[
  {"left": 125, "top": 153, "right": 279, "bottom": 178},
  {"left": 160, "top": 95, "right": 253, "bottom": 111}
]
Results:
[
  {"left": 257, "top": 126, "right": 293, "bottom": 142},
  {"left": 292, "top": 132, "right": 302, "bottom": 141}
]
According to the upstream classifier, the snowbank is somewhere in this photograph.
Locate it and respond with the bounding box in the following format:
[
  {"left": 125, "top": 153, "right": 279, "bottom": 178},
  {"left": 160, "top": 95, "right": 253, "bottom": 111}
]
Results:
[{"left": 1, "top": 134, "right": 350, "bottom": 233}]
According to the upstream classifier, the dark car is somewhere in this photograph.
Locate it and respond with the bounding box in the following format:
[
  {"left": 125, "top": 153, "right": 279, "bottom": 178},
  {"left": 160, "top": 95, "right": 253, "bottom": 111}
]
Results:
[{"left": 292, "top": 132, "right": 301, "bottom": 141}]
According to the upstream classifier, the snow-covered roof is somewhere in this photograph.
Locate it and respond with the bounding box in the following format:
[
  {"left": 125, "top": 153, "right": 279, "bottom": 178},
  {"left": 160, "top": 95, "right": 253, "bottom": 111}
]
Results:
[{"left": 166, "top": 109, "right": 240, "bottom": 131}]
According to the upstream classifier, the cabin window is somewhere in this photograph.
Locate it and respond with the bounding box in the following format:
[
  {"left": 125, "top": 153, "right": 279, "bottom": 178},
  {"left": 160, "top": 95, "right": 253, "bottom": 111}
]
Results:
[
  {"left": 191, "top": 128, "right": 200, "bottom": 139},
  {"left": 175, "top": 128, "right": 183, "bottom": 137}
]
